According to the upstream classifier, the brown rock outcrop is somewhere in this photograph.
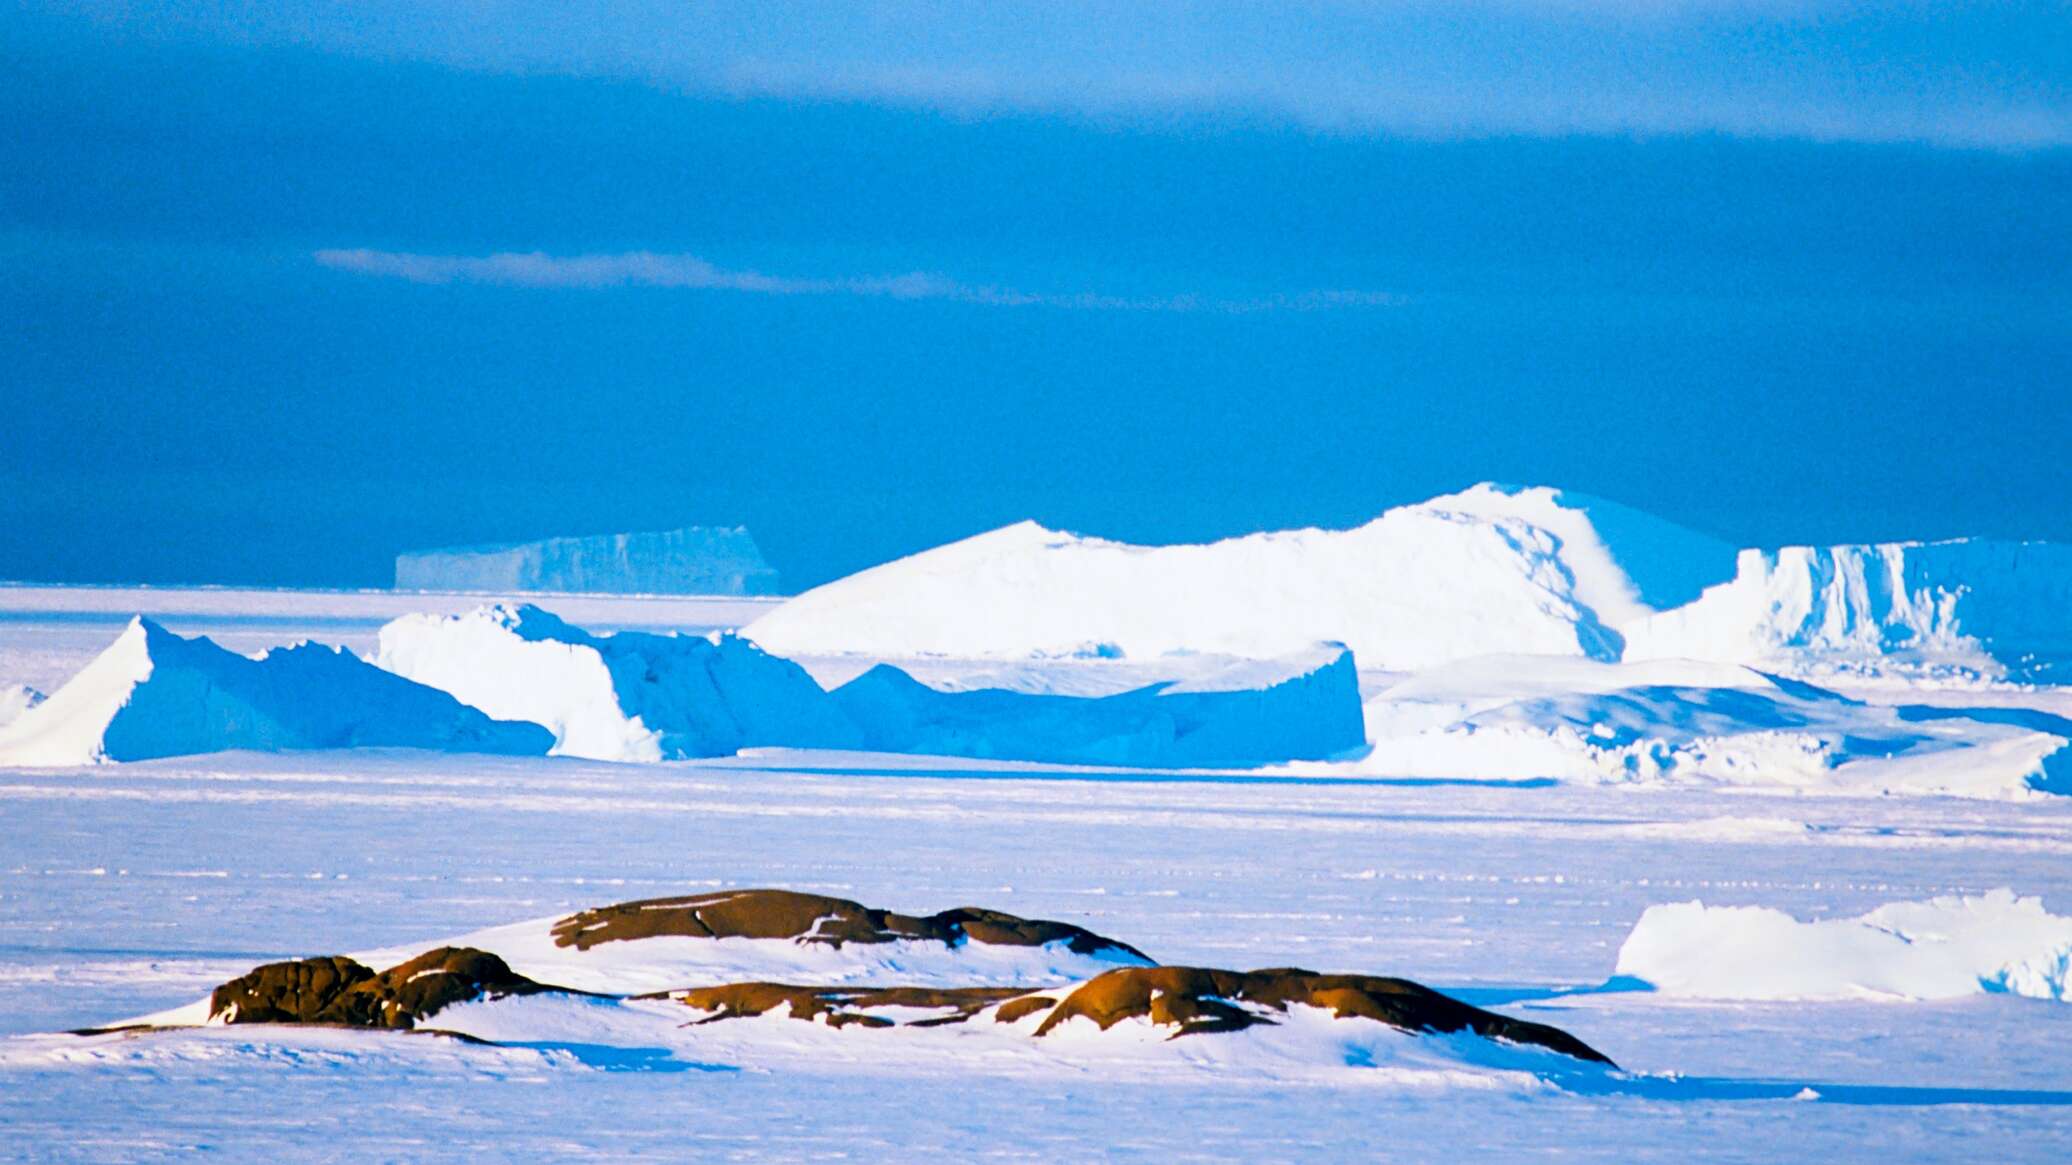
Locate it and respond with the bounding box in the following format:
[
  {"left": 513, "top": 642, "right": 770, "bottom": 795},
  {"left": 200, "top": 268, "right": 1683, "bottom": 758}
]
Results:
[
  {"left": 208, "top": 946, "right": 554, "bottom": 1029},
  {"left": 1026, "top": 966, "right": 1613, "bottom": 1063},
  {"left": 551, "top": 889, "right": 1147, "bottom": 960},
  {"left": 667, "top": 965, "right": 1610, "bottom": 1065},
  {"left": 673, "top": 983, "right": 1030, "bottom": 1028}
]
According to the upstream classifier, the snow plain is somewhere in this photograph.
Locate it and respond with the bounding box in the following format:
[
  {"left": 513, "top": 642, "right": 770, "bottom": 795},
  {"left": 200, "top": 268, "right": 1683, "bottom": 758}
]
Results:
[{"left": 5, "top": 583, "right": 2072, "bottom": 1161}]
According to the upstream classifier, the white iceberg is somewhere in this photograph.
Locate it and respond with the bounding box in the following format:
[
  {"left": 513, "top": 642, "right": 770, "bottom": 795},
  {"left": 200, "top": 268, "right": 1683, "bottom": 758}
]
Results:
[
  {"left": 0, "top": 618, "right": 553, "bottom": 767},
  {"left": 746, "top": 484, "right": 1737, "bottom": 669},
  {"left": 375, "top": 603, "right": 859, "bottom": 762},
  {"left": 1624, "top": 540, "right": 2072, "bottom": 682}
]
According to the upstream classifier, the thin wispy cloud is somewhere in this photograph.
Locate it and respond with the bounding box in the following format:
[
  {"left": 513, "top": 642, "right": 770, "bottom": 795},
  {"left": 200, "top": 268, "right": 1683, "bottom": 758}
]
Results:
[
  {"left": 313, "top": 249, "right": 1405, "bottom": 313},
  {"left": 45, "top": 1, "right": 2072, "bottom": 149}
]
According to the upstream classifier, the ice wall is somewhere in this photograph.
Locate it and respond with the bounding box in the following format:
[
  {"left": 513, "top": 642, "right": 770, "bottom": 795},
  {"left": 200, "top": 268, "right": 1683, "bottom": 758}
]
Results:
[
  {"left": 1624, "top": 540, "right": 2072, "bottom": 681},
  {"left": 831, "top": 645, "right": 1366, "bottom": 768},
  {"left": 395, "top": 526, "right": 781, "bottom": 596}
]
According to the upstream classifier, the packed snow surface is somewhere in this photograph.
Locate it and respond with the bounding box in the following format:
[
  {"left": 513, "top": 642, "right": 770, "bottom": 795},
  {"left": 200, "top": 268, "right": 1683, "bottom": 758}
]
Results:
[
  {"left": 1616, "top": 889, "right": 2072, "bottom": 1002},
  {"left": 0, "top": 617, "right": 552, "bottom": 766},
  {"left": 0, "top": 684, "right": 41, "bottom": 729},
  {"left": 1341, "top": 656, "right": 2072, "bottom": 798},
  {"left": 395, "top": 524, "right": 782, "bottom": 596},
  {"left": 376, "top": 603, "right": 857, "bottom": 761}
]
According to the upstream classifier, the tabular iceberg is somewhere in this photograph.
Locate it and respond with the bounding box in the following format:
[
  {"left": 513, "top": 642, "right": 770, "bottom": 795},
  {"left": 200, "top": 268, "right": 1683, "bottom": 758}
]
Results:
[
  {"left": 395, "top": 525, "right": 781, "bottom": 596},
  {"left": 0, "top": 618, "right": 553, "bottom": 766}
]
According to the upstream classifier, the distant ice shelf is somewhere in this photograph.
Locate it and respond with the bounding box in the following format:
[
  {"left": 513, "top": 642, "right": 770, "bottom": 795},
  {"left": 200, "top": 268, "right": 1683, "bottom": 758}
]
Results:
[{"left": 395, "top": 524, "right": 782, "bottom": 596}]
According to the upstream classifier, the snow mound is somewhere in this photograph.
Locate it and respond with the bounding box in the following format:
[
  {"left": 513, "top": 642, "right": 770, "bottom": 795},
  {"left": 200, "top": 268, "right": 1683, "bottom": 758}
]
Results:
[
  {"left": 375, "top": 603, "right": 859, "bottom": 762},
  {"left": 831, "top": 644, "right": 1365, "bottom": 768},
  {"left": 0, "top": 618, "right": 553, "bottom": 767},
  {"left": 0, "top": 684, "right": 42, "bottom": 729},
  {"left": 1614, "top": 888, "right": 2072, "bottom": 1001},
  {"left": 1625, "top": 540, "right": 2072, "bottom": 682},
  {"left": 395, "top": 524, "right": 781, "bottom": 596},
  {"left": 747, "top": 484, "right": 1735, "bottom": 668},
  {"left": 1337, "top": 656, "right": 2072, "bottom": 798}
]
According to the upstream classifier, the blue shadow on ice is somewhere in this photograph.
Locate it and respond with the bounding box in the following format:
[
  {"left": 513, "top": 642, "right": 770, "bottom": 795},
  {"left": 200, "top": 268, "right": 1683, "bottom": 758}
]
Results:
[
  {"left": 724, "top": 762, "right": 1558, "bottom": 789},
  {"left": 1557, "top": 1072, "right": 2072, "bottom": 1107},
  {"left": 495, "top": 1041, "right": 738, "bottom": 1074},
  {"left": 1441, "top": 976, "right": 1655, "bottom": 1008}
]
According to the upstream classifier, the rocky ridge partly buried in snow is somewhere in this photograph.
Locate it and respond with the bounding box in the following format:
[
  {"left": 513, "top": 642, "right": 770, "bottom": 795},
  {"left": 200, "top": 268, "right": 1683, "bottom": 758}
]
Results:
[{"left": 86, "top": 888, "right": 1614, "bottom": 1071}]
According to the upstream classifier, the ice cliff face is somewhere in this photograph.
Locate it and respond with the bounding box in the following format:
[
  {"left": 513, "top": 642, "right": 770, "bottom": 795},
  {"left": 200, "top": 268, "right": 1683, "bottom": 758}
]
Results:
[
  {"left": 1624, "top": 540, "right": 2072, "bottom": 682},
  {"left": 830, "top": 645, "right": 1365, "bottom": 768},
  {"left": 395, "top": 525, "right": 781, "bottom": 596}
]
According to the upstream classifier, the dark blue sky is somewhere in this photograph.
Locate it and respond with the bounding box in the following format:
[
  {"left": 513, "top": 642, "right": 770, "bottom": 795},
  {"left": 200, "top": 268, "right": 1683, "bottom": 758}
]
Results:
[{"left": 3, "top": 4, "right": 2069, "bottom": 589}]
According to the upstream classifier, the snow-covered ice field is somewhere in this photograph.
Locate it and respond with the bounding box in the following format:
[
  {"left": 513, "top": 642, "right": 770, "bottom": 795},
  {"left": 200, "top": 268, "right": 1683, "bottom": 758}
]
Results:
[{"left": 5, "top": 586, "right": 2072, "bottom": 1161}]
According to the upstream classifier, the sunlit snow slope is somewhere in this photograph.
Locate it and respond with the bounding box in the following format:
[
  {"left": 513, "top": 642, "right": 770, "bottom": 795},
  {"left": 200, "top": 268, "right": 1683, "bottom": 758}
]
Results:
[
  {"left": 747, "top": 483, "right": 2072, "bottom": 682},
  {"left": 747, "top": 484, "right": 1737, "bottom": 668}
]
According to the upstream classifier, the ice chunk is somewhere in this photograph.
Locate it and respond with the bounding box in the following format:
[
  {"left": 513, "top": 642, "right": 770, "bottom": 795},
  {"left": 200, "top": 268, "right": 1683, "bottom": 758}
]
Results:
[
  {"left": 0, "top": 618, "right": 552, "bottom": 766},
  {"left": 1614, "top": 889, "right": 2072, "bottom": 1001}
]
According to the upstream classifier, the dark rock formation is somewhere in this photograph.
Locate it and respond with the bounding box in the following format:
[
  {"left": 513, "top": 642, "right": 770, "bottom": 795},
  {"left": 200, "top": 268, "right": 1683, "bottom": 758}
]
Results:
[
  {"left": 672, "top": 983, "right": 1029, "bottom": 1028},
  {"left": 1027, "top": 966, "right": 1614, "bottom": 1063},
  {"left": 208, "top": 946, "right": 554, "bottom": 1029},
  {"left": 665, "top": 964, "right": 1610, "bottom": 1065},
  {"left": 551, "top": 889, "right": 1149, "bottom": 961}
]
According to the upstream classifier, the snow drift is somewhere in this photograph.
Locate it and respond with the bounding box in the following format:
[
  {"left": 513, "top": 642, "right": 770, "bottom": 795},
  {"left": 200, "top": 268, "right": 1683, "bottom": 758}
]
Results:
[
  {"left": 1345, "top": 656, "right": 2072, "bottom": 798},
  {"left": 832, "top": 645, "right": 1365, "bottom": 768},
  {"left": 1624, "top": 540, "right": 2072, "bottom": 682},
  {"left": 0, "top": 618, "right": 552, "bottom": 766},
  {"left": 375, "top": 603, "right": 859, "bottom": 762},
  {"left": 395, "top": 524, "right": 781, "bottom": 596},
  {"left": 1614, "top": 889, "right": 2072, "bottom": 1002},
  {"left": 746, "top": 484, "right": 1737, "bottom": 669},
  {"left": 0, "top": 685, "right": 41, "bottom": 730}
]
